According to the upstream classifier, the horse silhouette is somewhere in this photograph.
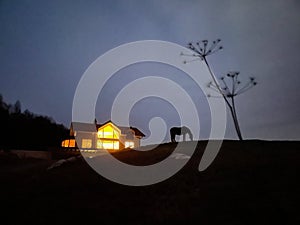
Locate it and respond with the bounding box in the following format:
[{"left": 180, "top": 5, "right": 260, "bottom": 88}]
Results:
[{"left": 170, "top": 126, "right": 193, "bottom": 143}]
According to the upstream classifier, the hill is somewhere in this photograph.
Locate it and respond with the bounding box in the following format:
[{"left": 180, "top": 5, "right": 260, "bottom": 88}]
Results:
[
  {"left": 1, "top": 140, "right": 299, "bottom": 225},
  {"left": 0, "top": 94, "right": 69, "bottom": 150}
]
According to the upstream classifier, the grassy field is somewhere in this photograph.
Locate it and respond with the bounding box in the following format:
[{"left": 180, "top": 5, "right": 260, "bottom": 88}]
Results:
[{"left": 1, "top": 140, "right": 299, "bottom": 225}]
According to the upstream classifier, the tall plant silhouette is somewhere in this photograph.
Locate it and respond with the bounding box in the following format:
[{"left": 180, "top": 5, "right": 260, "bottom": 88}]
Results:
[{"left": 181, "top": 39, "right": 257, "bottom": 140}]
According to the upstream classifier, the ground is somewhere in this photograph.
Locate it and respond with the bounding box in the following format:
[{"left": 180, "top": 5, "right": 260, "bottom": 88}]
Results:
[{"left": 0, "top": 140, "right": 299, "bottom": 225}]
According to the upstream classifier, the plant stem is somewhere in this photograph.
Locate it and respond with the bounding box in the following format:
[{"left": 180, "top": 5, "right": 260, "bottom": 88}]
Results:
[
  {"left": 203, "top": 58, "right": 230, "bottom": 105},
  {"left": 231, "top": 96, "right": 243, "bottom": 140},
  {"left": 204, "top": 57, "right": 243, "bottom": 140}
]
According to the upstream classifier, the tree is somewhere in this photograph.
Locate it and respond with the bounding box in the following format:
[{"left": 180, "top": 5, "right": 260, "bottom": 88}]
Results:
[
  {"left": 0, "top": 94, "right": 3, "bottom": 108},
  {"left": 13, "top": 100, "right": 21, "bottom": 114},
  {"left": 0, "top": 94, "right": 69, "bottom": 150},
  {"left": 181, "top": 39, "right": 257, "bottom": 140}
]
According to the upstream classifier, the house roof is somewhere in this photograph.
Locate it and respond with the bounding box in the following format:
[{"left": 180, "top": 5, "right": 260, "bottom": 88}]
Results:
[
  {"left": 129, "top": 127, "right": 146, "bottom": 137},
  {"left": 71, "top": 120, "right": 145, "bottom": 138},
  {"left": 96, "top": 120, "right": 145, "bottom": 137},
  {"left": 71, "top": 122, "right": 97, "bottom": 133}
]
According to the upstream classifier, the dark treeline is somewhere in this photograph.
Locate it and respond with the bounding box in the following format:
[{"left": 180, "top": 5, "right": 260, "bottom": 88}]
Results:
[{"left": 0, "top": 95, "right": 69, "bottom": 150}]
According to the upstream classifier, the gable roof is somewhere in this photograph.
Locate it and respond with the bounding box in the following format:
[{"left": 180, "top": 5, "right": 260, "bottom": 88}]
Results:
[
  {"left": 129, "top": 127, "right": 145, "bottom": 137},
  {"left": 71, "top": 120, "right": 145, "bottom": 138},
  {"left": 96, "top": 120, "right": 145, "bottom": 137},
  {"left": 71, "top": 122, "right": 97, "bottom": 134},
  {"left": 96, "top": 121, "right": 121, "bottom": 134}
]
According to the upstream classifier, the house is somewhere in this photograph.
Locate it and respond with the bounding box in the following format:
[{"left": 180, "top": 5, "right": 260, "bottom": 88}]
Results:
[{"left": 61, "top": 120, "right": 145, "bottom": 151}]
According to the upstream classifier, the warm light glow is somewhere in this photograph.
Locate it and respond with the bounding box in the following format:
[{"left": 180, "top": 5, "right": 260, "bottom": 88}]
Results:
[
  {"left": 61, "top": 139, "right": 76, "bottom": 147},
  {"left": 82, "top": 139, "right": 92, "bottom": 148},
  {"left": 69, "top": 139, "right": 76, "bottom": 147},
  {"left": 97, "top": 124, "right": 119, "bottom": 139},
  {"left": 80, "top": 149, "right": 97, "bottom": 153},
  {"left": 97, "top": 140, "right": 119, "bottom": 150},
  {"left": 125, "top": 141, "right": 134, "bottom": 148},
  {"left": 62, "top": 140, "right": 69, "bottom": 147}
]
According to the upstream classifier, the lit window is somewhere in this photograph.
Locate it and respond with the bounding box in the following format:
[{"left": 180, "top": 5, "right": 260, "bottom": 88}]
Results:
[
  {"left": 97, "top": 140, "right": 119, "bottom": 150},
  {"left": 113, "top": 141, "right": 119, "bottom": 149},
  {"left": 125, "top": 141, "right": 134, "bottom": 148},
  {"left": 97, "top": 124, "right": 119, "bottom": 139},
  {"left": 62, "top": 140, "right": 68, "bottom": 147},
  {"left": 69, "top": 139, "right": 76, "bottom": 147},
  {"left": 62, "top": 139, "right": 76, "bottom": 147},
  {"left": 82, "top": 139, "right": 92, "bottom": 148}
]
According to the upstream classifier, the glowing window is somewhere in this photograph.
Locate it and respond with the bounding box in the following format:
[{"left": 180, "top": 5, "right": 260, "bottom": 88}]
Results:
[
  {"left": 61, "top": 139, "right": 76, "bottom": 148},
  {"left": 69, "top": 139, "right": 76, "bottom": 147},
  {"left": 61, "top": 140, "right": 69, "bottom": 147},
  {"left": 82, "top": 139, "right": 92, "bottom": 148},
  {"left": 125, "top": 141, "right": 134, "bottom": 148},
  {"left": 97, "top": 124, "right": 119, "bottom": 139},
  {"left": 97, "top": 140, "right": 119, "bottom": 150}
]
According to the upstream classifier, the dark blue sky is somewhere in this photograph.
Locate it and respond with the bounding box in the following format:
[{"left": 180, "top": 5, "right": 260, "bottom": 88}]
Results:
[{"left": 1, "top": 0, "right": 300, "bottom": 140}]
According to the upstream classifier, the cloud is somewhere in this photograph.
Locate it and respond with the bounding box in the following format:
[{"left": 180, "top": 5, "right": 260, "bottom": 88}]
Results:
[{"left": 0, "top": 0, "right": 299, "bottom": 139}]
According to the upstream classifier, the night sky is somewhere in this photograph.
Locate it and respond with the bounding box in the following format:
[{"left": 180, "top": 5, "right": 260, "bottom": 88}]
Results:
[{"left": 1, "top": 0, "right": 300, "bottom": 141}]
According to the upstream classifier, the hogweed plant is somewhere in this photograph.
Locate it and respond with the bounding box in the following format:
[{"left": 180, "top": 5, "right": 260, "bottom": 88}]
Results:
[
  {"left": 207, "top": 72, "right": 257, "bottom": 140},
  {"left": 181, "top": 39, "right": 257, "bottom": 140}
]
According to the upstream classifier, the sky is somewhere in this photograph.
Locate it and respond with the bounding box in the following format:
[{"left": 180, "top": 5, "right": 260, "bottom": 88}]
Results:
[{"left": 1, "top": 0, "right": 300, "bottom": 141}]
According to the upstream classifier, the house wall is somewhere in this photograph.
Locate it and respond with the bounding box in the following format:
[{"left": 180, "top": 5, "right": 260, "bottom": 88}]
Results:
[
  {"left": 73, "top": 128, "right": 142, "bottom": 150},
  {"left": 75, "top": 131, "right": 97, "bottom": 149},
  {"left": 119, "top": 135, "right": 141, "bottom": 149},
  {"left": 133, "top": 137, "right": 140, "bottom": 148}
]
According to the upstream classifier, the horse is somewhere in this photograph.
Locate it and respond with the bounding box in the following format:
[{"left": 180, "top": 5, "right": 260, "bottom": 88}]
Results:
[{"left": 170, "top": 126, "right": 193, "bottom": 143}]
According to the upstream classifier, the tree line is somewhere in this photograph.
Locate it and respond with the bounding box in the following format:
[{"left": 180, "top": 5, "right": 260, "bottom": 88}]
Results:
[{"left": 0, "top": 94, "right": 69, "bottom": 150}]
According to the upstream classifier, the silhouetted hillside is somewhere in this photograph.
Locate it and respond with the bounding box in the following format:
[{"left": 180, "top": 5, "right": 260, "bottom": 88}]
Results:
[
  {"left": 0, "top": 140, "right": 299, "bottom": 224},
  {"left": 0, "top": 94, "right": 69, "bottom": 150}
]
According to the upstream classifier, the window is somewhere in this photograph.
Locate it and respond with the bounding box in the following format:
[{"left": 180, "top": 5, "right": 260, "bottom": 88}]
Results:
[
  {"left": 97, "top": 124, "right": 119, "bottom": 139},
  {"left": 61, "top": 140, "right": 69, "bottom": 147},
  {"left": 125, "top": 141, "right": 134, "bottom": 148},
  {"left": 69, "top": 139, "right": 76, "bottom": 147},
  {"left": 97, "top": 123, "right": 120, "bottom": 150},
  {"left": 61, "top": 139, "right": 76, "bottom": 147},
  {"left": 97, "top": 140, "right": 119, "bottom": 150},
  {"left": 82, "top": 139, "right": 92, "bottom": 148}
]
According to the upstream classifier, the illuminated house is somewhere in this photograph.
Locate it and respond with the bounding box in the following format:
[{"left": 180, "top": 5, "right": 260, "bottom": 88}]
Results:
[{"left": 61, "top": 120, "right": 145, "bottom": 151}]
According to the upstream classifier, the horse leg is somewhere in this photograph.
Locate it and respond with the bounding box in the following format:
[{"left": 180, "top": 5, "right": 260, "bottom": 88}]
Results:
[
  {"left": 170, "top": 130, "right": 175, "bottom": 143},
  {"left": 189, "top": 132, "right": 193, "bottom": 141}
]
